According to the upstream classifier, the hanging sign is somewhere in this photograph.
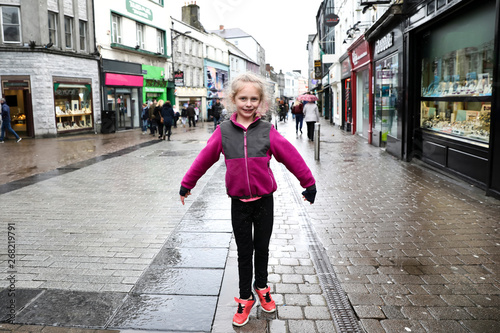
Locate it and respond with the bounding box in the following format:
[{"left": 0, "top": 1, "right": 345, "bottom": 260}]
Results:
[
  {"left": 325, "top": 14, "right": 340, "bottom": 27},
  {"left": 174, "top": 71, "right": 184, "bottom": 87}
]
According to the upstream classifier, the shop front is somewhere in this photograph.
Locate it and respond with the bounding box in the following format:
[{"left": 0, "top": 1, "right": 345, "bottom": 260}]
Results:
[
  {"left": 53, "top": 78, "right": 94, "bottom": 133},
  {"left": 367, "top": 21, "right": 404, "bottom": 155},
  {"left": 339, "top": 53, "right": 352, "bottom": 132},
  {"left": 348, "top": 37, "right": 373, "bottom": 139},
  {"left": 1, "top": 77, "right": 33, "bottom": 138},
  {"left": 102, "top": 59, "right": 143, "bottom": 131},
  {"left": 407, "top": 0, "right": 499, "bottom": 192},
  {"left": 142, "top": 64, "right": 175, "bottom": 104},
  {"left": 205, "top": 60, "right": 228, "bottom": 121}
]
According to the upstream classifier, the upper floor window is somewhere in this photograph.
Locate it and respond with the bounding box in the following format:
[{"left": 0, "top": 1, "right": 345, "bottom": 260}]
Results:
[
  {"left": 64, "top": 16, "right": 73, "bottom": 49},
  {"left": 111, "top": 14, "right": 122, "bottom": 44},
  {"left": 136, "top": 23, "right": 144, "bottom": 49},
  {"left": 48, "top": 11, "right": 58, "bottom": 46},
  {"left": 156, "top": 29, "right": 164, "bottom": 54},
  {"left": 149, "top": 0, "right": 163, "bottom": 4},
  {"left": 79, "top": 20, "right": 87, "bottom": 51},
  {"left": 1, "top": 6, "right": 21, "bottom": 43}
]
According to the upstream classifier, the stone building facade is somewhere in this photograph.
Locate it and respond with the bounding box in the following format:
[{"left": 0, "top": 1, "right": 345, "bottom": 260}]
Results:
[{"left": 0, "top": 0, "right": 99, "bottom": 138}]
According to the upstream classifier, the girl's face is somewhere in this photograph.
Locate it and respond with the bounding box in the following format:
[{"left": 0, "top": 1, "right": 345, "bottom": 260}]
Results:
[{"left": 234, "top": 83, "right": 261, "bottom": 123}]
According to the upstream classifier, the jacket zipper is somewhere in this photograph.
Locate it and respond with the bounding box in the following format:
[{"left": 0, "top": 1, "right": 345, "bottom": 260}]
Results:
[{"left": 244, "top": 131, "right": 252, "bottom": 197}]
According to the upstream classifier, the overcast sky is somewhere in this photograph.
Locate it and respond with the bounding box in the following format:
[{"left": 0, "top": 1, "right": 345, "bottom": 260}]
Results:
[{"left": 170, "top": 0, "right": 323, "bottom": 77}]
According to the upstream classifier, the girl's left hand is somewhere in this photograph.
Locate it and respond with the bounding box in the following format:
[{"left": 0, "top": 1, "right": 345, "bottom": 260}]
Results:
[{"left": 180, "top": 191, "right": 191, "bottom": 205}]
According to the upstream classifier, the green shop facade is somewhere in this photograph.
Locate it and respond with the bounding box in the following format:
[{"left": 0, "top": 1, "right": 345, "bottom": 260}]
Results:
[{"left": 142, "top": 65, "right": 175, "bottom": 105}]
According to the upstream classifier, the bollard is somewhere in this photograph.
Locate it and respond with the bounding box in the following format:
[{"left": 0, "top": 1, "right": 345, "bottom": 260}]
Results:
[{"left": 314, "top": 122, "right": 320, "bottom": 160}]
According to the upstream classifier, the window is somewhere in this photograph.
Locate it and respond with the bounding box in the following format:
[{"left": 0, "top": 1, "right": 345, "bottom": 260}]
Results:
[
  {"left": 64, "top": 16, "right": 73, "bottom": 49},
  {"left": 1, "top": 6, "right": 21, "bottom": 43},
  {"left": 156, "top": 29, "right": 164, "bottom": 54},
  {"left": 48, "top": 12, "right": 58, "bottom": 46},
  {"left": 419, "top": 2, "right": 495, "bottom": 143},
  {"left": 111, "top": 14, "right": 121, "bottom": 43},
  {"left": 136, "top": 23, "right": 144, "bottom": 49},
  {"left": 79, "top": 20, "right": 87, "bottom": 51}
]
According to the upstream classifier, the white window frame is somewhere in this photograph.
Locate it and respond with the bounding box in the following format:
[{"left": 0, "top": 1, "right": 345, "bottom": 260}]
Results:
[
  {"left": 111, "top": 14, "right": 122, "bottom": 44},
  {"left": 156, "top": 29, "right": 164, "bottom": 54},
  {"left": 1, "top": 6, "right": 21, "bottom": 43},
  {"left": 48, "top": 11, "right": 58, "bottom": 46},
  {"left": 64, "top": 16, "right": 73, "bottom": 49},
  {"left": 136, "top": 22, "right": 144, "bottom": 49},
  {"left": 79, "top": 20, "right": 87, "bottom": 51}
]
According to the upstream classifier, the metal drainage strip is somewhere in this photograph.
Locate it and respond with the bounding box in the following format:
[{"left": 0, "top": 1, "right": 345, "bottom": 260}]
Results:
[{"left": 283, "top": 166, "right": 364, "bottom": 333}]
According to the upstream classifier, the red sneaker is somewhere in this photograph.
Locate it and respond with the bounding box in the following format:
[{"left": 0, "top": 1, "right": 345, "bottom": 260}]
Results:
[
  {"left": 253, "top": 283, "right": 276, "bottom": 313},
  {"left": 232, "top": 296, "right": 256, "bottom": 326}
]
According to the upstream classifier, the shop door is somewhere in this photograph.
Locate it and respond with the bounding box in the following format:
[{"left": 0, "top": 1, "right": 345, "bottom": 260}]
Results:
[
  {"left": 117, "top": 93, "right": 132, "bottom": 130},
  {"left": 356, "top": 69, "right": 370, "bottom": 138},
  {"left": 342, "top": 78, "right": 352, "bottom": 131},
  {"left": 3, "top": 89, "right": 34, "bottom": 138}
]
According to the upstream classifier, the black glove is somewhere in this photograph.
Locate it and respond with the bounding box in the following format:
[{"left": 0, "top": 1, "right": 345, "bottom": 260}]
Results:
[
  {"left": 301, "top": 184, "right": 317, "bottom": 204},
  {"left": 179, "top": 185, "right": 191, "bottom": 196}
]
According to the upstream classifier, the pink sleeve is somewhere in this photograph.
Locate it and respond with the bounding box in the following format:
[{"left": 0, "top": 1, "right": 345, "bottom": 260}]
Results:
[
  {"left": 269, "top": 126, "right": 315, "bottom": 188},
  {"left": 181, "top": 127, "right": 223, "bottom": 190}
]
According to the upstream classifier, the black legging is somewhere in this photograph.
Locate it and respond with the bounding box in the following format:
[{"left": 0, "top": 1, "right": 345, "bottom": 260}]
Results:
[
  {"left": 231, "top": 196, "right": 274, "bottom": 299},
  {"left": 306, "top": 121, "right": 315, "bottom": 141}
]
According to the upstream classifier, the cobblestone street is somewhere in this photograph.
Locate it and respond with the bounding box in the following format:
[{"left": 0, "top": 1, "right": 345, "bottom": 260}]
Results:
[{"left": 0, "top": 117, "right": 499, "bottom": 332}]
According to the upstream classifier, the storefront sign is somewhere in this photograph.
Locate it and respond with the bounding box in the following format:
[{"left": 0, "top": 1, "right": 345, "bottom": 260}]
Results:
[
  {"left": 126, "top": 0, "right": 153, "bottom": 21},
  {"left": 341, "top": 58, "right": 351, "bottom": 78},
  {"left": 105, "top": 73, "right": 143, "bottom": 87},
  {"left": 174, "top": 71, "right": 184, "bottom": 87},
  {"left": 350, "top": 39, "right": 370, "bottom": 70},
  {"left": 325, "top": 13, "right": 340, "bottom": 27},
  {"left": 352, "top": 50, "right": 368, "bottom": 66},
  {"left": 375, "top": 32, "right": 394, "bottom": 55},
  {"left": 314, "top": 60, "right": 322, "bottom": 80}
]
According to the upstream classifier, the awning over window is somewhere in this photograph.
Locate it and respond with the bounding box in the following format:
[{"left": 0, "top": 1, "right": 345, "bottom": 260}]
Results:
[{"left": 105, "top": 73, "right": 143, "bottom": 87}]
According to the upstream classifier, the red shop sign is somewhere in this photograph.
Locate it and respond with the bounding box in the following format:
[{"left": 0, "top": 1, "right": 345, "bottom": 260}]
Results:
[{"left": 350, "top": 39, "right": 370, "bottom": 70}]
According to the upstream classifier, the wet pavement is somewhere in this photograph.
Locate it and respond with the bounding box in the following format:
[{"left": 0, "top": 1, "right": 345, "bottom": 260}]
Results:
[{"left": 0, "top": 117, "right": 499, "bottom": 333}]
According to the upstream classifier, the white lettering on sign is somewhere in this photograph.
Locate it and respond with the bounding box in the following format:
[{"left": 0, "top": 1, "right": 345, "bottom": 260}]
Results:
[
  {"left": 352, "top": 50, "right": 368, "bottom": 66},
  {"left": 375, "top": 32, "right": 394, "bottom": 54}
]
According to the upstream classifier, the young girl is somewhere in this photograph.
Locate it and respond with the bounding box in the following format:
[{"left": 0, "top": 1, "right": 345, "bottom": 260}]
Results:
[{"left": 179, "top": 72, "right": 317, "bottom": 327}]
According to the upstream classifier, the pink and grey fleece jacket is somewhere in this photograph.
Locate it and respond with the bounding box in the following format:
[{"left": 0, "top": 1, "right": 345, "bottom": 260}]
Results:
[{"left": 180, "top": 115, "right": 316, "bottom": 202}]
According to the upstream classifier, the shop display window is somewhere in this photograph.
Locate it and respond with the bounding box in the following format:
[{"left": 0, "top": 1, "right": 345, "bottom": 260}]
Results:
[
  {"left": 374, "top": 53, "right": 399, "bottom": 141},
  {"left": 54, "top": 82, "right": 93, "bottom": 132},
  {"left": 419, "top": 0, "right": 495, "bottom": 144}
]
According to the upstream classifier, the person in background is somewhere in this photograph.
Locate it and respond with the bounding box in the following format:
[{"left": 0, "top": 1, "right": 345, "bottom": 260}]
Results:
[
  {"left": 141, "top": 102, "right": 149, "bottom": 134},
  {"left": 154, "top": 100, "right": 164, "bottom": 139},
  {"left": 173, "top": 105, "right": 180, "bottom": 128},
  {"left": 212, "top": 99, "right": 222, "bottom": 128},
  {"left": 186, "top": 103, "right": 196, "bottom": 127},
  {"left": 0, "top": 98, "right": 22, "bottom": 143},
  {"left": 291, "top": 100, "right": 304, "bottom": 135},
  {"left": 303, "top": 100, "right": 320, "bottom": 141},
  {"left": 160, "top": 100, "right": 175, "bottom": 141},
  {"left": 149, "top": 100, "right": 157, "bottom": 135}
]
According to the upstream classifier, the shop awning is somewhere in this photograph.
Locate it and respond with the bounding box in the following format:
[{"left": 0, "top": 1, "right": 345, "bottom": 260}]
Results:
[{"left": 105, "top": 73, "right": 143, "bottom": 87}]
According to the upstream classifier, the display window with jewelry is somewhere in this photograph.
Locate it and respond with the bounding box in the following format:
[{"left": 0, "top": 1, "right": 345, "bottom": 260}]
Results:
[
  {"left": 53, "top": 79, "right": 93, "bottom": 132},
  {"left": 418, "top": 0, "right": 495, "bottom": 145}
]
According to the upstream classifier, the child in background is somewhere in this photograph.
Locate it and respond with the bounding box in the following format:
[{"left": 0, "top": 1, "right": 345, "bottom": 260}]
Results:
[{"left": 179, "top": 72, "right": 317, "bottom": 327}]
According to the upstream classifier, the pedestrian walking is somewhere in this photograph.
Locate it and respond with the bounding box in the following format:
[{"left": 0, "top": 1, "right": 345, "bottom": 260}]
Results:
[
  {"left": 303, "top": 100, "right": 320, "bottom": 141},
  {"left": 180, "top": 104, "right": 188, "bottom": 128},
  {"left": 212, "top": 99, "right": 222, "bottom": 129},
  {"left": 149, "top": 100, "right": 157, "bottom": 135},
  {"left": 173, "top": 105, "right": 180, "bottom": 128},
  {"left": 0, "top": 98, "right": 22, "bottom": 143},
  {"left": 141, "top": 103, "right": 149, "bottom": 134},
  {"left": 291, "top": 100, "right": 304, "bottom": 135},
  {"left": 154, "top": 100, "right": 164, "bottom": 139},
  {"left": 160, "top": 100, "right": 175, "bottom": 140},
  {"left": 186, "top": 103, "right": 196, "bottom": 127},
  {"left": 179, "top": 72, "right": 317, "bottom": 327}
]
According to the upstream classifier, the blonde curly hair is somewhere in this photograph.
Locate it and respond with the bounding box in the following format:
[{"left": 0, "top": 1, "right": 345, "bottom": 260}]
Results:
[{"left": 223, "top": 72, "right": 273, "bottom": 118}]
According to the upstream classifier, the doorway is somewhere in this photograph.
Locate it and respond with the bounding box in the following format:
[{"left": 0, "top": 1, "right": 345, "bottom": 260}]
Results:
[{"left": 1, "top": 77, "right": 34, "bottom": 137}]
